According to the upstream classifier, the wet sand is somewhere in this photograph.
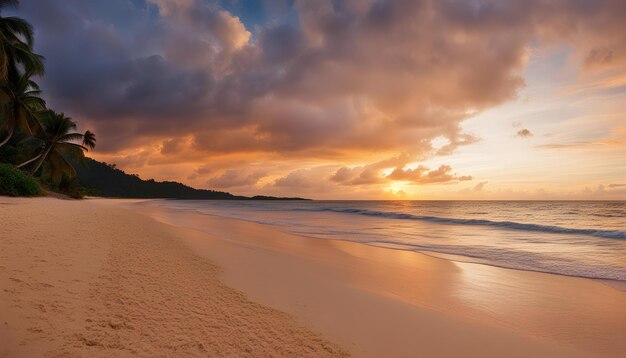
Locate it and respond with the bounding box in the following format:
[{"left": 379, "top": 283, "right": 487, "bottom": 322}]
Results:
[{"left": 133, "top": 200, "right": 626, "bottom": 357}]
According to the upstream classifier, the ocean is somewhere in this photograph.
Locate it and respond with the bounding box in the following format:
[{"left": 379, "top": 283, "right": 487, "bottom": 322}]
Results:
[{"left": 137, "top": 200, "right": 626, "bottom": 281}]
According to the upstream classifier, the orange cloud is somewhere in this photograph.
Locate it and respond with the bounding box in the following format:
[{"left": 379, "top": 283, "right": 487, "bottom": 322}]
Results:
[
  {"left": 207, "top": 169, "right": 267, "bottom": 189},
  {"left": 388, "top": 165, "right": 473, "bottom": 185}
]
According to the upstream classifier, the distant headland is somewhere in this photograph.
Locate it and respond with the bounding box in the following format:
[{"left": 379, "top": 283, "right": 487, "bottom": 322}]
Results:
[{"left": 76, "top": 158, "right": 308, "bottom": 200}]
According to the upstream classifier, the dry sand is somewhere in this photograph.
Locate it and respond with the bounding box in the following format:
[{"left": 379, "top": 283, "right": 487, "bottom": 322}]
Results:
[
  {"left": 0, "top": 197, "right": 346, "bottom": 357},
  {"left": 2, "top": 197, "right": 625, "bottom": 357}
]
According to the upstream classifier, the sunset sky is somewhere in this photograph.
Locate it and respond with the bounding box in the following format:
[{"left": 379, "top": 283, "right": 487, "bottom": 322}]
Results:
[{"left": 14, "top": 0, "right": 626, "bottom": 199}]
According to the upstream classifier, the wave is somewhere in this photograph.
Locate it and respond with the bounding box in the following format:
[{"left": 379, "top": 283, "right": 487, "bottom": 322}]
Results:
[
  {"left": 365, "top": 240, "right": 626, "bottom": 281},
  {"left": 139, "top": 200, "right": 626, "bottom": 281},
  {"left": 294, "top": 207, "right": 626, "bottom": 239}
]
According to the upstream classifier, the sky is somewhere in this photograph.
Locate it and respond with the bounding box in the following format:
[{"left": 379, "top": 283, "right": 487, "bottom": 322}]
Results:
[{"left": 12, "top": 0, "right": 626, "bottom": 199}]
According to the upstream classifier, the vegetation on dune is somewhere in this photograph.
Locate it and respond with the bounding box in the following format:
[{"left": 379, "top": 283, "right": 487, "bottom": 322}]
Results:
[
  {"left": 0, "top": 0, "right": 95, "bottom": 197},
  {"left": 0, "top": 162, "right": 41, "bottom": 196}
]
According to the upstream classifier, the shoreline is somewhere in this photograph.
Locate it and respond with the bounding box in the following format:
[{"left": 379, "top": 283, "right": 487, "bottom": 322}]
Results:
[
  {"left": 408, "top": 250, "right": 626, "bottom": 291},
  {"left": 127, "top": 199, "right": 626, "bottom": 357},
  {"left": 2, "top": 197, "right": 625, "bottom": 357},
  {"left": 130, "top": 198, "right": 626, "bottom": 284}
]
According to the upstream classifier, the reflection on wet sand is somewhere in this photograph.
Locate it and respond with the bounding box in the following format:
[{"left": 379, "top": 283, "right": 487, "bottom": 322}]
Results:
[{"left": 130, "top": 203, "right": 626, "bottom": 357}]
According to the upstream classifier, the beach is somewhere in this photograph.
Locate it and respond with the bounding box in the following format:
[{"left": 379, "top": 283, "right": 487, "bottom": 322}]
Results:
[
  {"left": 2, "top": 198, "right": 625, "bottom": 357},
  {"left": 0, "top": 198, "right": 345, "bottom": 357}
]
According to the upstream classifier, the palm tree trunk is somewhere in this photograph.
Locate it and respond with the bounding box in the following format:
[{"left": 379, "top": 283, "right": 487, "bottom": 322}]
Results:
[
  {"left": 0, "top": 126, "right": 13, "bottom": 148},
  {"left": 31, "top": 145, "right": 51, "bottom": 174},
  {"left": 16, "top": 152, "right": 43, "bottom": 169}
]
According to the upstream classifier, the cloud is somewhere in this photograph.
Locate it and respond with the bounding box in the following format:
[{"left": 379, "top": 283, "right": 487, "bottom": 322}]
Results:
[
  {"left": 536, "top": 139, "right": 626, "bottom": 149},
  {"left": 207, "top": 169, "right": 267, "bottom": 188},
  {"left": 330, "top": 159, "right": 472, "bottom": 186},
  {"left": 330, "top": 166, "right": 360, "bottom": 183},
  {"left": 473, "top": 181, "right": 488, "bottom": 191},
  {"left": 10, "top": 0, "right": 626, "bottom": 197},
  {"left": 330, "top": 153, "right": 416, "bottom": 185},
  {"left": 387, "top": 165, "right": 473, "bottom": 185},
  {"left": 161, "top": 137, "right": 188, "bottom": 155},
  {"left": 273, "top": 167, "right": 334, "bottom": 190},
  {"left": 19, "top": 1, "right": 626, "bottom": 153},
  {"left": 330, "top": 165, "right": 386, "bottom": 185},
  {"left": 151, "top": 0, "right": 251, "bottom": 52},
  {"left": 516, "top": 128, "right": 533, "bottom": 138},
  {"left": 15, "top": 0, "right": 535, "bottom": 156}
]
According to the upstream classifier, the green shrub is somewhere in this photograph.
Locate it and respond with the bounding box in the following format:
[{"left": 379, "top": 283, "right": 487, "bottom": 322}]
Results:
[{"left": 0, "top": 164, "right": 43, "bottom": 197}]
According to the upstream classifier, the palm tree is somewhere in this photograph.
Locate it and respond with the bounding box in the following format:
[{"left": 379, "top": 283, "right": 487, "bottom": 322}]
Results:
[
  {"left": 0, "top": 0, "right": 44, "bottom": 82},
  {"left": 82, "top": 130, "right": 96, "bottom": 150},
  {"left": 0, "top": 71, "right": 45, "bottom": 147},
  {"left": 0, "top": 0, "right": 45, "bottom": 148},
  {"left": 17, "top": 110, "right": 96, "bottom": 183}
]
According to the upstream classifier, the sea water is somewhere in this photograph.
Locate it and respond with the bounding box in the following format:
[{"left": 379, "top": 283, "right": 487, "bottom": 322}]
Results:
[{"left": 138, "top": 200, "right": 626, "bottom": 281}]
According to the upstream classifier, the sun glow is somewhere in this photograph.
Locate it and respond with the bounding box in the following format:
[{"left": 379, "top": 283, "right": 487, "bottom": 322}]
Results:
[{"left": 386, "top": 182, "right": 409, "bottom": 198}]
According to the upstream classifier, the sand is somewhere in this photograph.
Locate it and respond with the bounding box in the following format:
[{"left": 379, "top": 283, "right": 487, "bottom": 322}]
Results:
[
  {"left": 2, "top": 198, "right": 625, "bottom": 357},
  {"left": 0, "top": 198, "right": 346, "bottom": 357},
  {"left": 133, "top": 201, "right": 626, "bottom": 358}
]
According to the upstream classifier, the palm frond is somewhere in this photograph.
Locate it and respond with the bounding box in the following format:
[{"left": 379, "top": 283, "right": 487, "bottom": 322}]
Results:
[
  {"left": 2, "top": 16, "right": 34, "bottom": 47},
  {"left": 25, "top": 108, "right": 93, "bottom": 180},
  {"left": 9, "top": 42, "right": 44, "bottom": 75},
  {"left": 56, "top": 141, "right": 88, "bottom": 153},
  {"left": 26, "top": 77, "right": 39, "bottom": 89},
  {"left": 82, "top": 130, "right": 96, "bottom": 150},
  {"left": 39, "top": 111, "right": 77, "bottom": 138},
  {"left": 0, "top": 72, "right": 45, "bottom": 139},
  {"left": 58, "top": 132, "right": 84, "bottom": 143},
  {"left": 23, "top": 96, "right": 45, "bottom": 110},
  {"left": 25, "top": 90, "right": 43, "bottom": 99}
]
